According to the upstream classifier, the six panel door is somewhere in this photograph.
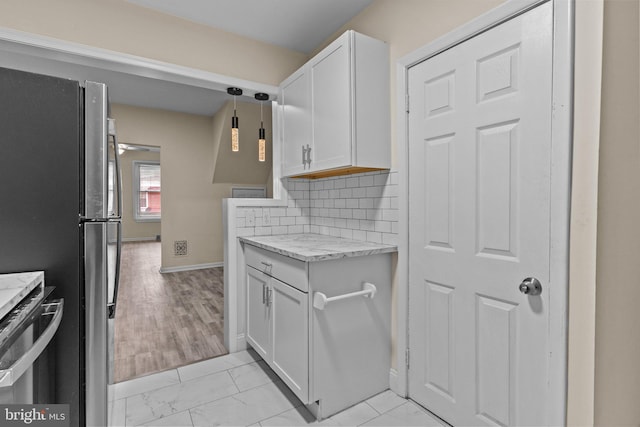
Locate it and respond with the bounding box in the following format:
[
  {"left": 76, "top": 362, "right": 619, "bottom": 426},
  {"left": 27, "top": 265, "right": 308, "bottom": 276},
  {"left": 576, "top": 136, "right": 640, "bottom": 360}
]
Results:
[{"left": 408, "top": 2, "right": 553, "bottom": 426}]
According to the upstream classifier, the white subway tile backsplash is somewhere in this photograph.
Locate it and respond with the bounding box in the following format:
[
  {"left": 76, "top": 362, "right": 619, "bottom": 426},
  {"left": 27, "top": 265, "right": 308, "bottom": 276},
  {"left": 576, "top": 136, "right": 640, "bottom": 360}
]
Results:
[
  {"left": 359, "top": 199, "right": 374, "bottom": 209},
  {"left": 270, "top": 208, "right": 286, "bottom": 217},
  {"left": 382, "top": 233, "right": 399, "bottom": 246},
  {"left": 340, "top": 229, "right": 354, "bottom": 239},
  {"left": 353, "top": 209, "right": 367, "bottom": 220},
  {"left": 390, "top": 197, "right": 399, "bottom": 210},
  {"left": 255, "top": 227, "right": 272, "bottom": 236},
  {"left": 374, "top": 173, "right": 390, "bottom": 186},
  {"left": 280, "top": 216, "right": 295, "bottom": 226},
  {"left": 346, "top": 198, "right": 359, "bottom": 209},
  {"left": 359, "top": 175, "right": 374, "bottom": 187},
  {"left": 237, "top": 227, "right": 254, "bottom": 237},
  {"left": 352, "top": 230, "right": 367, "bottom": 241},
  {"left": 272, "top": 226, "right": 288, "bottom": 235},
  {"left": 375, "top": 221, "right": 392, "bottom": 233},
  {"left": 366, "top": 231, "right": 382, "bottom": 243},
  {"left": 366, "top": 186, "right": 384, "bottom": 198},
  {"left": 288, "top": 225, "right": 304, "bottom": 234},
  {"left": 339, "top": 188, "right": 353, "bottom": 199},
  {"left": 234, "top": 171, "right": 399, "bottom": 246},
  {"left": 360, "top": 220, "right": 375, "bottom": 231},
  {"left": 383, "top": 209, "right": 399, "bottom": 222},
  {"left": 340, "top": 209, "right": 353, "bottom": 219}
]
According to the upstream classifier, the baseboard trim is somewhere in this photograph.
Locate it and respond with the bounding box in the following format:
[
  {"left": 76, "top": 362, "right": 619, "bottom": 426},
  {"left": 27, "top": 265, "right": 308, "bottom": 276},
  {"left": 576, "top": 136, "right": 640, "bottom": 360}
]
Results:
[
  {"left": 389, "top": 368, "right": 406, "bottom": 397},
  {"left": 235, "top": 334, "right": 247, "bottom": 352},
  {"left": 122, "top": 237, "right": 158, "bottom": 242},
  {"left": 159, "top": 262, "right": 223, "bottom": 273}
]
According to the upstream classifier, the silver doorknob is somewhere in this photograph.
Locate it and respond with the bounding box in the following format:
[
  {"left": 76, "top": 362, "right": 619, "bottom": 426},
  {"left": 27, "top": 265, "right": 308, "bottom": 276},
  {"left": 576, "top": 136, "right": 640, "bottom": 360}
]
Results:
[{"left": 519, "top": 277, "right": 542, "bottom": 296}]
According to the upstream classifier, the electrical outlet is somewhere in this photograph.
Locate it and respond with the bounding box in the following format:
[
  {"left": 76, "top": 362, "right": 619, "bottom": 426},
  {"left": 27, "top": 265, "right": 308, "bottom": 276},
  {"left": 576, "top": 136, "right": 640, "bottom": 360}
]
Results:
[
  {"left": 246, "top": 210, "right": 255, "bottom": 226},
  {"left": 263, "top": 210, "right": 271, "bottom": 226}
]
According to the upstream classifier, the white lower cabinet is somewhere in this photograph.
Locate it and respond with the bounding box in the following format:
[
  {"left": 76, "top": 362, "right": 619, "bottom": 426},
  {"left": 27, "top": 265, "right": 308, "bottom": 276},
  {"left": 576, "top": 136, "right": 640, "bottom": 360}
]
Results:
[
  {"left": 245, "top": 266, "right": 309, "bottom": 403},
  {"left": 244, "top": 244, "right": 392, "bottom": 420},
  {"left": 270, "top": 278, "right": 309, "bottom": 401}
]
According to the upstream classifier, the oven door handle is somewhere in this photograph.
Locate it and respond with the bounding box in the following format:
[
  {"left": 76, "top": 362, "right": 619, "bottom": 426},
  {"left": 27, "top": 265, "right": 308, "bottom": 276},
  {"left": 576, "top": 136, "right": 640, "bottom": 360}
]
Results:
[{"left": 0, "top": 300, "right": 64, "bottom": 388}]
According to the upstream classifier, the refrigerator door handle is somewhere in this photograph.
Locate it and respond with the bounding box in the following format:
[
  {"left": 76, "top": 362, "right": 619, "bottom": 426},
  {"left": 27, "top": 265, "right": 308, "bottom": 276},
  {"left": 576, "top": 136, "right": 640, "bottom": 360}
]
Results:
[
  {"left": 108, "top": 221, "right": 122, "bottom": 319},
  {"left": 109, "top": 118, "right": 123, "bottom": 220},
  {"left": 0, "top": 300, "right": 64, "bottom": 388}
]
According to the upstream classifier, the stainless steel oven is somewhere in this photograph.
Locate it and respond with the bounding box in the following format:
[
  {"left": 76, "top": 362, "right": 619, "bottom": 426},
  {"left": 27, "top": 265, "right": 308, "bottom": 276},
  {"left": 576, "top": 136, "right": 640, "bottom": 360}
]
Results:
[{"left": 0, "top": 286, "right": 63, "bottom": 404}]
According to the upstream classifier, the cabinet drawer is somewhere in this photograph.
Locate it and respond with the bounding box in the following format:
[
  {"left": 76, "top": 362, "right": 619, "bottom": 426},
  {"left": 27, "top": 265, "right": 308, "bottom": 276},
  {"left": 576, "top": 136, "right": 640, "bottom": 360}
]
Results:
[{"left": 245, "top": 245, "right": 308, "bottom": 292}]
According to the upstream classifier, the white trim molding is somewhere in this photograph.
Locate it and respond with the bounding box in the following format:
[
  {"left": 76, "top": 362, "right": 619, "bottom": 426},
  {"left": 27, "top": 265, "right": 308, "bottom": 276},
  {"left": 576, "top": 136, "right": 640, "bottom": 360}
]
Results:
[
  {"left": 396, "top": 0, "right": 573, "bottom": 424},
  {"left": 122, "top": 237, "right": 158, "bottom": 242},
  {"left": 159, "top": 262, "right": 223, "bottom": 274},
  {"left": 0, "top": 27, "right": 279, "bottom": 99}
]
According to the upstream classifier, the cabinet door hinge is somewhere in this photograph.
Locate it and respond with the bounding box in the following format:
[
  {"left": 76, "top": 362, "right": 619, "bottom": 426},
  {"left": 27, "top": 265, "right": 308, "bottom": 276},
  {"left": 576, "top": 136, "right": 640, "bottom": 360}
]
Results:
[{"left": 405, "top": 348, "right": 410, "bottom": 369}]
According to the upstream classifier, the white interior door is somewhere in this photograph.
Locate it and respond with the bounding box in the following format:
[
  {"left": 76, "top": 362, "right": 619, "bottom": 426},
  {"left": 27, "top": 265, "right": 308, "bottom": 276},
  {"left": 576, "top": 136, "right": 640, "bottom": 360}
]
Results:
[{"left": 408, "top": 2, "right": 554, "bottom": 426}]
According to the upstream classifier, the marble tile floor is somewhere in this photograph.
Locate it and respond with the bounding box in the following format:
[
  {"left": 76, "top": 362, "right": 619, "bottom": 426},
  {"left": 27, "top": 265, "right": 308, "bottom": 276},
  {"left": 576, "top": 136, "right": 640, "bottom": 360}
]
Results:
[{"left": 108, "top": 349, "right": 447, "bottom": 427}]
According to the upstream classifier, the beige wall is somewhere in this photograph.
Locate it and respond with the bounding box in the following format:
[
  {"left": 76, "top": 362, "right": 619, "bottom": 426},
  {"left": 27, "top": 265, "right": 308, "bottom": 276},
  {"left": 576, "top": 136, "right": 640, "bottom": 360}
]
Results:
[
  {"left": 212, "top": 100, "right": 273, "bottom": 185},
  {"left": 0, "top": 0, "right": 307, "bottom": 86},
  {"left": 567, "top": 0, "right": 604, "bottom": 425},
  {"left": 112, "top": 104, "right": 223, "bottom": 269},
  {"left": 113, "top": 104, "right": 271, "bottom": 270},
  {"left": 119, "top": 147, "right": 162, "bottom": 240},
  {"left": 594, "top": 0, "right": 640, "bottom": 425}
]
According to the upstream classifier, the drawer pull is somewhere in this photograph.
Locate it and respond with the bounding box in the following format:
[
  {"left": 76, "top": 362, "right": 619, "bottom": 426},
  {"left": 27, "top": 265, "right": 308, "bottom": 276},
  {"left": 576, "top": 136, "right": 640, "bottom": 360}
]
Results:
[
  {"left": 261, "top": 261, "right": 273, "bottom": 268},
  {"left": 313, "top": 282, "right": 377, "bottom": 311},
  {"left": 262, "top": 283, "right": 267, "bottom": 304}
]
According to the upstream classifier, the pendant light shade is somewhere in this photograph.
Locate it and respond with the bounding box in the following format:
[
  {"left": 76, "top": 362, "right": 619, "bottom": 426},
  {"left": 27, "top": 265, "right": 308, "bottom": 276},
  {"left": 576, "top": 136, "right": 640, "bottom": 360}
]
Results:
[
  {"left": 227, "top": 87, "right": 243, "bottom": 152},
  {"left": 255, "top": 93, "right": 269, "bottom": 162}
]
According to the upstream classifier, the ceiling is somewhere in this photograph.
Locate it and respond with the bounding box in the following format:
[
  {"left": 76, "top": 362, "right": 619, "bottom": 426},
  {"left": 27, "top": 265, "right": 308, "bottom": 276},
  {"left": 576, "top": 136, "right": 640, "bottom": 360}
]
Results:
[
  {"left": 0, "top": 1, "right": 373, "bottom": 116},
  {"left": 126, "top": 0, "right": 373, "bottom": 54}
]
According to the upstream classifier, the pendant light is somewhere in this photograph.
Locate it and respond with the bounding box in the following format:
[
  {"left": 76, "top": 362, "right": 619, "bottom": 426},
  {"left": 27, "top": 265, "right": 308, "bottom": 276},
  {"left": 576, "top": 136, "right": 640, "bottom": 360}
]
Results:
[
  {"left": 255, "top": 93, "right": 269, "bottom": 162},
  {"left": 227, "top": 87, "right": 243, "bottom": 152}
]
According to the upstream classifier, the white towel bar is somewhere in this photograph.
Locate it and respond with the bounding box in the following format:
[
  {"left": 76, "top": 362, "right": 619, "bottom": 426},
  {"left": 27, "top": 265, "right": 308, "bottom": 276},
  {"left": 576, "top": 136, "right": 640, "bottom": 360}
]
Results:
[{"left": 313, "top": 282, "right": 377, "bottom": 310}]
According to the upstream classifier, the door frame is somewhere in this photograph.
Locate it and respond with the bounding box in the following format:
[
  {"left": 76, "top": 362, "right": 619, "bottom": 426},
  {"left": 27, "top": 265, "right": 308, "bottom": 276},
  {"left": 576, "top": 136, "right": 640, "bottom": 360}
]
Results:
[{"left": 395, "top": 0, "right": 573, "bottom": 424}]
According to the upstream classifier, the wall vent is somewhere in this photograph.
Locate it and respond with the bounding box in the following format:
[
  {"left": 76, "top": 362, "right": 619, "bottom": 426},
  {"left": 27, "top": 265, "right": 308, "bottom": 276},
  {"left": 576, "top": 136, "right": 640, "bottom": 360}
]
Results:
[{"left": 174, "top": 240, "right": 188, "bottom": 256}]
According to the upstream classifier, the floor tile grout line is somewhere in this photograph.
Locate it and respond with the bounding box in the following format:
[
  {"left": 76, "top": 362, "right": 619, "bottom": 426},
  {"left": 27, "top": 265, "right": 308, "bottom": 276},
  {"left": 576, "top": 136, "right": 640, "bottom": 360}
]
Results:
[
  {"left": 124, "top": 371, "right": 243, "bottom": 426},
  {"left": 254, "top": 401, "right": 310, "bottom": 427},
  {"left": 364, "top": 400, "right": 382, "bottom": 415}
]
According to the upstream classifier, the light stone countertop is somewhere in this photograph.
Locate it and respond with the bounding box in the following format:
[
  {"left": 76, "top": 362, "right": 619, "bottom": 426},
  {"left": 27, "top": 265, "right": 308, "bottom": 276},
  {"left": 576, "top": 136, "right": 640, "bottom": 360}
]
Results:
[
  {"left": 0, "top": 271, "right": 44, "bottom": 320},
  {"left": 239, "top": 233, "right": 397, "bottom": 262}
]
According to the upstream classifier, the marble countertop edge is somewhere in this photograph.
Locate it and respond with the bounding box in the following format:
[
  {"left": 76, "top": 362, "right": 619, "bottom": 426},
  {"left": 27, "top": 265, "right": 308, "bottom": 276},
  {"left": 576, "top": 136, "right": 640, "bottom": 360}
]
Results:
[{"left": 239, "top": 234, "right": 397, "bottom": 262}]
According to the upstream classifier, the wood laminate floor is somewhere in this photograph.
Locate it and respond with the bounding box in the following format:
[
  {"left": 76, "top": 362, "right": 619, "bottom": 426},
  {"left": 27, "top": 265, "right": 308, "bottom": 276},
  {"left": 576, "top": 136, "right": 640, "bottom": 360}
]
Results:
[{"left": 113, "top": 241, "right": 227, "bottom": 383}]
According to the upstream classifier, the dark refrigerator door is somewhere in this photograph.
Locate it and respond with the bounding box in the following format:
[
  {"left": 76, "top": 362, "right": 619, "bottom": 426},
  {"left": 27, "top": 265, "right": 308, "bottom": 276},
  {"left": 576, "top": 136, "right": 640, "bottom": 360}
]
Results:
[{"left": 0, "top": 67, "right": 83, "bottom": 426}]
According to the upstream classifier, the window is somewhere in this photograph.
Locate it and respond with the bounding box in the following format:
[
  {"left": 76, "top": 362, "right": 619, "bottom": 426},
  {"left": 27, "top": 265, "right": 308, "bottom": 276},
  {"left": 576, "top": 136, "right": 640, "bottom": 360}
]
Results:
[{"left": 133, "top": 161, "right": 161, "bottom": 221}]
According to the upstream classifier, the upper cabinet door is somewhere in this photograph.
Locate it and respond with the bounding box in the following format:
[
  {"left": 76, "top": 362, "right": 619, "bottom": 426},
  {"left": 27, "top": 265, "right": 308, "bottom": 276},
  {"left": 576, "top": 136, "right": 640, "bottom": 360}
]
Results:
[
  {"left": 281, "top": 68, "right": 311, "bottom": 177},
  {"left": 279, "top": 30, "right": 390, "bottom": 179},
  {"left": 309, "top": 34, "right": 352, "bottom": 172}
]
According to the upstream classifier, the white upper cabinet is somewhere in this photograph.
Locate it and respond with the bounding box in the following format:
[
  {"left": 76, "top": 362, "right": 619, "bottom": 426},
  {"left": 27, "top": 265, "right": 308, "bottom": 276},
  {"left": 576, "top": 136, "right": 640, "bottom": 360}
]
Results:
[{"left": 280, "top": 31, "right": 390, "bottom": 179}]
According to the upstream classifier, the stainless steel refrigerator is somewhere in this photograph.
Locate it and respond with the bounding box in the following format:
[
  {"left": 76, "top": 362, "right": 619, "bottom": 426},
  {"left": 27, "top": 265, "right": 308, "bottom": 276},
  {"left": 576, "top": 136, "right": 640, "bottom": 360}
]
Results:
[{"left": 0, "top": 67, "right": 121, "bottom": 426}]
